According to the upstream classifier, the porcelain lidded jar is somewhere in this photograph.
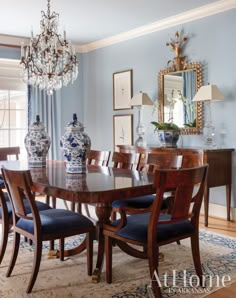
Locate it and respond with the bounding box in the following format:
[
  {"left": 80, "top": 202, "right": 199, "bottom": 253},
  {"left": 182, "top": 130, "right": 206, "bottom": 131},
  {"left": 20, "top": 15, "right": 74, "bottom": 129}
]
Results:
[
  {"left": 24, "top": 115, "right": 51, "bottom": 167},
  {"left": 60, "top": 113, "right": 91, "bottom": 174}
]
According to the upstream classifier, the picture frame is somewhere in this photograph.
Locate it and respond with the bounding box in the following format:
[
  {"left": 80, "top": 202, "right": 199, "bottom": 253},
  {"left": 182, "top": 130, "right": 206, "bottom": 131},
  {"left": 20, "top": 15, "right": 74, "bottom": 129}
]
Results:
[
  {"left": 113, "top": 114, "right": 133, "bottom": 151},
  {"left": 113, "top": 69, "right": 133, "bottom": 110}
]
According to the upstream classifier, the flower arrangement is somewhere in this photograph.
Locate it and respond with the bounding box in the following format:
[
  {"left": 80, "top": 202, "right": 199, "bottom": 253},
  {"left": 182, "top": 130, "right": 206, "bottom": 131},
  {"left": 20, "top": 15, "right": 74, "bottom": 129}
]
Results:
[
  {"left": 150, "top": 121, "right": 180, "bottom": 148},
  {"left": 151, "top": 121, "right": 180, "bottom": 132}
]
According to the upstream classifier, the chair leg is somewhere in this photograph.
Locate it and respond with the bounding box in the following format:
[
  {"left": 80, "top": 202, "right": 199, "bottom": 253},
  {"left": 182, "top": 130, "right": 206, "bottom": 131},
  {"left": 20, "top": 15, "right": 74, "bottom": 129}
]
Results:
[
  {"left": 152, "top": 279, "right": 162, "bottom": 298},
  {"left": 52, "top": 196, "right": 56, "bottom": 208},
  {"left": 45, "top": 195, "right": 50, "bottom": 205},
  {"left": 77, "top": 203, "right": 82, "bottom": 213},
  {"left": 59, "top": 238, "right": 64, "bottom": 261},
  {"left": 6, "top": 232, "right": 20, "bottom": 277},
  {"left": 86, "top": 231, "right": 94, "bottom": 276},
  {"left": 110, "top": 211, "right": 116, "bottom": 221},
  {"left": 0, "top": 218, "right": 9, "bottom": 265},
  {"left": 26, "top": 240, "right": 42, "bottom": 293},
  {"left": 191, "top": 233, "right": 203, "bottom": 285},
  {"left": 71, "top": 202, "right": 75, "bottom": 212},
  {"left": 50, "top": 240, "right": 54, "bottom": 251},
  {"left": 148, "top": 245, "right": 162, "bottom": 297},
  {"left": 84, "top": 204, "right": 91, "bottom": 218},
  {"left": 105, "top": 235, "right": 112, "bottom": 283}
]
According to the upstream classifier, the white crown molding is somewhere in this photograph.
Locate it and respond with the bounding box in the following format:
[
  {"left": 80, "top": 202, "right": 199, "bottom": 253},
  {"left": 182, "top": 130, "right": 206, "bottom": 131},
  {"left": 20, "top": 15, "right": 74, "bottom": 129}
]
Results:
[
  {"left": 78, "top": 0, "right": 236, "bottom": 53},
  {"left": 1, "top": 0, "right": 236, "bottom": 53},
  {"left": 0, "top": 34, "right": 29, "bottom": 47}
]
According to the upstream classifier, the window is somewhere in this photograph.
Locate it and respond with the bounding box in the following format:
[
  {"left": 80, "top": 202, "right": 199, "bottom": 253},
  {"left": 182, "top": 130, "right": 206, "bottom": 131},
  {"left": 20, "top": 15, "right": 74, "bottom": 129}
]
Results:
[{"left": 0, "top": 59, "right": 27, "bottom": 159}]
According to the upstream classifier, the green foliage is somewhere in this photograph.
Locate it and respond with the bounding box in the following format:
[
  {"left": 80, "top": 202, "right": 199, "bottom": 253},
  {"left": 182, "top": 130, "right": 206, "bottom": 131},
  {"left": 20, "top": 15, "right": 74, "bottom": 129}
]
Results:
[
  {"left": 184, "top": 119, "right": 196, "bottom": 128},
  {"left": 151, "top": 121, "right": 180, "bottom": 132}
]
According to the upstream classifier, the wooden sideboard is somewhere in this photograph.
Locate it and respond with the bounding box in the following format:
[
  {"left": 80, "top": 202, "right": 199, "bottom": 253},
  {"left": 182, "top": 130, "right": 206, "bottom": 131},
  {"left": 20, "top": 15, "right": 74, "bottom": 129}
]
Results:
[{"left": 117, "top": 145, "right": 234, "bottom": 227}]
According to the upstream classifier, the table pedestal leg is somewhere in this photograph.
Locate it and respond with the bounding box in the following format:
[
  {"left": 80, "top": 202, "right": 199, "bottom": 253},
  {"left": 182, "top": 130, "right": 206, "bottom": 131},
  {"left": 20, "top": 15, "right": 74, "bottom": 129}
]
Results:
[{"left": 92, "top": 203, "right": 111, "bottom": 283}]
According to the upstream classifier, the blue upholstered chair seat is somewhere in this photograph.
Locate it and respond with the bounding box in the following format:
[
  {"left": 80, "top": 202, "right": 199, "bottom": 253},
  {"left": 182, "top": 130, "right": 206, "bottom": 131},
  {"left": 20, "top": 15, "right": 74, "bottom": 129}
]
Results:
[
  {"left": 112, "top": 194, "right": 155, "bottom": 209},
  {"left": 17, "top": 209, "right": 94, "bottom": 235},
  {"left": 0, "top": 177, "right": 5, "bottom": 189},
  {"left": 112, "top": 194, "right": 169, "bottom": 210},
  {"left": 113, "top": 213, "right": 194, "bottom": 243},
  {"left": 0, "top": 193, "right": 51, "bottom": 219}
]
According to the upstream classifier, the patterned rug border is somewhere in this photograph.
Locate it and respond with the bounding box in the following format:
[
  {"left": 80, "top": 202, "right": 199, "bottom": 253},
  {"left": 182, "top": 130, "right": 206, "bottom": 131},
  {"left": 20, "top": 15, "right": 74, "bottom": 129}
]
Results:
[{"left": 111, "top": 230, "right": 236, "bottom": 298}]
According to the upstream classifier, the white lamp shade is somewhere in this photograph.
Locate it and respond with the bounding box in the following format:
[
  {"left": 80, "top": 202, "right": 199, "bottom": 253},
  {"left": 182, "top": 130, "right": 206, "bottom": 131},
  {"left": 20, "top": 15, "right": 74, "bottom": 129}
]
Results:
[
  {"left": 130, "top": 91, "right": 153, "bottom": 106},
  {"left": 192, "top": 84, "right": 224, "bottom": 102}
]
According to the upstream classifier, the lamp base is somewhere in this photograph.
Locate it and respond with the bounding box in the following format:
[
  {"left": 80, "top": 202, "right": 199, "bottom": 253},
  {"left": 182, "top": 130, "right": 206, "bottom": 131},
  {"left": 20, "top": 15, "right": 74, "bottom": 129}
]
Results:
[
  {"left": 135, "top": 137, "right": 146, "bottom": 147},
  {"left": 203, "top": 122, "right": 216, "bottom": 147}
]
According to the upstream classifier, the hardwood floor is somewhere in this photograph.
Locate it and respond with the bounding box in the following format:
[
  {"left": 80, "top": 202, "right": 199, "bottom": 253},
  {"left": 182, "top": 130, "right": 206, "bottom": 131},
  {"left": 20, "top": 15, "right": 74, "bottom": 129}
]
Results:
[{"left": 199, "top": 215, "right": 236, "bottom": 297}]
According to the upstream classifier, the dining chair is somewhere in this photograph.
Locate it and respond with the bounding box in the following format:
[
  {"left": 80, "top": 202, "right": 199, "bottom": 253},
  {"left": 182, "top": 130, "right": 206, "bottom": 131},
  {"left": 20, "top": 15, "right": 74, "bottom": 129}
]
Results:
[
  {"left": 0, "top": 146, "right": 20, "bottom": 161},
  {"left": 111, "top": 153, "right": 183, "bottom": 217},
  {"left": 112, "top": 151, "right": 141, "bottom": 170},
  {"left": 1, "top": 168, "right": 95, "bottom": 293},
  {"left": 0, "top": 183, "right": 51, "bottom": 266},
  {"left": 80, "top": 149, "right": 111, "bottom": 217},
  {"left": 0, "top": 147, "right": 51, "bottom": 265},
  {"left": 0, "top": 146, "right": 20, "bottom": 189},
  {"left": 81, "top": 151, "right": 141, "bottom": 220},
  {"left": 87, "top": 149, "right": 111, "bottom": 166},
  {"left": 0, "top": 147, "right": 20, "bottom": 262},
  {"left": 181, "top": 150, "right": 204, "bottom": 168},
  {"left": 104, "top": 165, "right": 208, "bottom": 297}
]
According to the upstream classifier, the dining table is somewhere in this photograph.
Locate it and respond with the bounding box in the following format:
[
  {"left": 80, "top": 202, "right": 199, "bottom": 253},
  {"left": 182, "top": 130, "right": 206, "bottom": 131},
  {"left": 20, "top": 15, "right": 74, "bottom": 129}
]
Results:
[{"left": 0, "top": 160, "right": 155, "bottom": 282}]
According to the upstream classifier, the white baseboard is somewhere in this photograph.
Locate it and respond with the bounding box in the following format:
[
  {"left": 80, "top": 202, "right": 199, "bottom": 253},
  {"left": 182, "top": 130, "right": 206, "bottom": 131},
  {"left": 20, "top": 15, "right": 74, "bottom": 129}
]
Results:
[
  {"left": 44, "top": 198, "right": 236, "bottom": 221},
  {"left": 201, "top": 203, "right": 236, "bottom": 221}
]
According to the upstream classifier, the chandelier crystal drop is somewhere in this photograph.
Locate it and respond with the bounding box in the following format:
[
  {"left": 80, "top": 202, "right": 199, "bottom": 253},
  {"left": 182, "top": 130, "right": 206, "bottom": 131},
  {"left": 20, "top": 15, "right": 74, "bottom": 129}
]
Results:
[{"left": 20, "top": 0, "right": 79, "bottom": 95}]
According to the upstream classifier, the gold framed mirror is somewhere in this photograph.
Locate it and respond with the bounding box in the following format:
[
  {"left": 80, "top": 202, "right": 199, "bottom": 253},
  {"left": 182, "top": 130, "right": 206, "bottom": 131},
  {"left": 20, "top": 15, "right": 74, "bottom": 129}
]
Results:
[
  {"left": 158, "top": 62, "right": 203, "bottom": 134},
  {"left": 157, "top": 31, "right": 203, "bottom": 134}
]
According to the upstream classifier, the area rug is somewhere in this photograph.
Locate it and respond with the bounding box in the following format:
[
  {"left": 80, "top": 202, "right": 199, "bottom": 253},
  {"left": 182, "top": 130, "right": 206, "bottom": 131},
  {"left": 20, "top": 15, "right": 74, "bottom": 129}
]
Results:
[{"left": 0, "top": 230, "right": 235, "bottom": 298}]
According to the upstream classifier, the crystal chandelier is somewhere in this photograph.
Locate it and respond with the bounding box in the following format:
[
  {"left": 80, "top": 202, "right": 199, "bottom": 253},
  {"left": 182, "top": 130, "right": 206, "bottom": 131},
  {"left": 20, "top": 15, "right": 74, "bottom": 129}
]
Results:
[{"left": 20, "top": 0, "right": 78, "bottom": 95}]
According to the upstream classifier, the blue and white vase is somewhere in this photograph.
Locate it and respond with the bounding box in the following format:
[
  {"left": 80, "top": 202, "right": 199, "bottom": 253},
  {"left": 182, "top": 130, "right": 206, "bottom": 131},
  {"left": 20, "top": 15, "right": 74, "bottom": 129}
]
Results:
[
  {"left": 60, "top": 114, "right": 91, "bottom": 174},
  {"left": 24, "top": 115, "right": 51, "bottom": 167}
]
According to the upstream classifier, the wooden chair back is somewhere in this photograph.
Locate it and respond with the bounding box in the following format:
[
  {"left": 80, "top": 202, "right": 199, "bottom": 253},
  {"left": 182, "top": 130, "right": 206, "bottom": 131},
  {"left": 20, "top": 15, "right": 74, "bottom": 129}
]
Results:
[
  {"left": 1, "top": 168, "right": 39, "bottom": 225},
  {"left": 152, "top": 165, "right": 208, "bottom": 223},
  {"left": 0, "top": 147, "right": 20, "bottom": 161},
  {"left": 87, "top": 149, "right": 111, "bottom": 166},
  {"left": 146, "top": 153, "right": 183, "bottom": 173},
  {"left": 181, "top": 150, "right": 203, "bottom": 168},
  {"left": 112, "top": 152, "right": 141, "bottom": 170}
]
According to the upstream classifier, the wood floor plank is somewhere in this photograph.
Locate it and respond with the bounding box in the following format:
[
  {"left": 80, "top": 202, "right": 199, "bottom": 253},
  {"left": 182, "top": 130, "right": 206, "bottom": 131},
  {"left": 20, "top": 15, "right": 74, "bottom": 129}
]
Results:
[{"left": 199, "top": 215, "right": 236, "bottom": 297}]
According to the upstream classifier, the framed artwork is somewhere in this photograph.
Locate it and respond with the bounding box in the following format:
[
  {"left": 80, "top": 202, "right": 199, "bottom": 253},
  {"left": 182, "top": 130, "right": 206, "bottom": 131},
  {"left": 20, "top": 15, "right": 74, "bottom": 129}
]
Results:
[
  {"left": 113, "top": 69, "right": 133, "bottom": 110},
  {"left": 113, "top": 114, "right": 133, "bottom": 151}
]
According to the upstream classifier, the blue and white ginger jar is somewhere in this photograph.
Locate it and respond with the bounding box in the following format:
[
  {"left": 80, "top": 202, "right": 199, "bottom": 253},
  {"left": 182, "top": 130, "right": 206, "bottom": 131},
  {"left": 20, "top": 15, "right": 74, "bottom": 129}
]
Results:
[
  {"left": 24, "top": 115, "right": 51, "bottom": 167},
  {"left": 60, "top": 114, "right": 91, "bottom": 174}
]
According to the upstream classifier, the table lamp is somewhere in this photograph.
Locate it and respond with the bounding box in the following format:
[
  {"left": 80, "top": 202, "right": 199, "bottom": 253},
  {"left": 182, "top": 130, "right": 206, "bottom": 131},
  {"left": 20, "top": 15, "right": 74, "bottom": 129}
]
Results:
[
  {"left": 192, "top": 84, "right": 224, "bottom": 146},
  {"left": 130, "top": 91, "right": 153, "bottom": 146}
]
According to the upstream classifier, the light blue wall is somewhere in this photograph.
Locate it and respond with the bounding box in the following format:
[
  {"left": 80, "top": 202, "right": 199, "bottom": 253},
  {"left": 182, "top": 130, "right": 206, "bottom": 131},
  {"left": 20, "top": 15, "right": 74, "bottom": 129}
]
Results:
[
  {"left": 0, "top": 47, "right": 20, "bottom": 59},
  {"left": 81, "top": 9, "right": 236, "bottom": 208}
]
